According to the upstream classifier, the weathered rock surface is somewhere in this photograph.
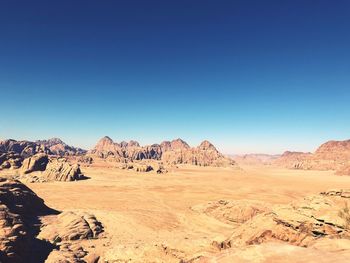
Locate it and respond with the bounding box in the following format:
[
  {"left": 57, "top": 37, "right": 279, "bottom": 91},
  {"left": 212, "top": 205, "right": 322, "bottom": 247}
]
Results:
[
  {"left": 42, "top": 158, "right": 86, "bottom": 182},
  {"left": 0, "top": 152, "right": 23, "bottom": 170},
  {"left": 39, "top": 211, "right": 103, "bottom": 242},
  {"left": 39, "top": 211, "right": 103, "bottom": 263},
  {"left": 20, "top": 153, "right": 49, "bottom": 174},
  {"left": 0, "top": 178, "right": 55, "bottom": 263},
  {"left": 218, "top": 189, "right": 350, "bottom": 249}
]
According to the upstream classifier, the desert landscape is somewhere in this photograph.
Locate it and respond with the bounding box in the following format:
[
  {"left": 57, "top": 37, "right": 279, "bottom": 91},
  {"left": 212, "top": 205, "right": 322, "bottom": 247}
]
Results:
[
  {"left": 2, "top": 1, "right": 350, "bottom": 262},
  {"left": 1, "top": 137, "right": 350, "bottom": 262}
]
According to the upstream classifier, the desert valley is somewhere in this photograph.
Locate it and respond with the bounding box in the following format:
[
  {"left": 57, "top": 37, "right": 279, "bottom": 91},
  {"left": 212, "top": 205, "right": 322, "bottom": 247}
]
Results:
[
  {"left": 2, "top": 1, "right": 350, "bottom": 262},
  {"left": 1, "top": 136, "right": 350, "bottom": 262}
]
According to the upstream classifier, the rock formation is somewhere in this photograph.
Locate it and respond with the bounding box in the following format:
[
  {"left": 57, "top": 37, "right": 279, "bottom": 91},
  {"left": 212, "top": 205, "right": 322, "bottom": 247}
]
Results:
[
  {"left": 90, "top": 136, "right": 236, "bottom": 167},
  {"left": 41, "top": 158, "right": 86, "bottom": 182},
  {"left": 20, "top": 153, "right": 49, "bottom": 174},
  {"left": 0, "top": 152, "right": 23, "bottom": 170},
  {"left": 274, "top": 139, "right": 350, "bottom": 174},
  {"left": 0, "top": 139, "right": 48, "bottom": 158},
  {"left": 0, "top": 178, "right": 56, "bottom": 263},
  {"left": 274, "top": 151, "right": 312, "bottom": 169},
  {"left": 38, "top": 211, "right": 103, "bottom": 263},
  {"left": 0, "top": 177, "right": 103, "bottom": 262},
  {"left": 211, "top": 190, "right": 350, "bottom": 249},
  {"left": 36, "top": 138, "right": 86, "bottom": 156},
  {"left": 39, "top": 211, "right": 103, "bottom": 242},
  {"left": 0, "top": 138, "right": 86, "bottom": 172}
]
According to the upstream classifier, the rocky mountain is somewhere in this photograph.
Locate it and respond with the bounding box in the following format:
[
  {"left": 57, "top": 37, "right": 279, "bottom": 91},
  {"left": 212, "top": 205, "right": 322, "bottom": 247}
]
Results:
[
  {"left": 90, "top": 136, "right": 235, "bottom": 167},
  {"left": 36, "top": 138, "right": 86, "bottom": 156},
  {"left": 274, "top": 139, "right": 350, "bottom": 174}
]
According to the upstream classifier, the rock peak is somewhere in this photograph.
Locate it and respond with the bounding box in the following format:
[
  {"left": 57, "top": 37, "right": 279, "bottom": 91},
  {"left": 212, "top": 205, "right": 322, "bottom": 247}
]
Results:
[
  {"left": 198, "top": 140, "right": 216, "bottom": 151},
  {"left": 170, "top": 138, "right": 190, "bottom": 150}
]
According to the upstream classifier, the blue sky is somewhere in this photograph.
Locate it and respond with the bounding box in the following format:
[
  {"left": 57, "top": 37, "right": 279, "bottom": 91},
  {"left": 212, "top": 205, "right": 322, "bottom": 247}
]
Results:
[{"left": 1, "top": 0, "right": 349, "bottom": 154}]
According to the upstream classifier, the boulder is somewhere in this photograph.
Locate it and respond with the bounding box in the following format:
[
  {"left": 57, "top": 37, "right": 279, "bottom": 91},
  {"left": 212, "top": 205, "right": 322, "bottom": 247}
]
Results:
[
  {"left": 20, "top": 153, "right": 48, "bottom": 174},
  {"left": 42, "top": 158, "right": 85, "bottom": 182}
]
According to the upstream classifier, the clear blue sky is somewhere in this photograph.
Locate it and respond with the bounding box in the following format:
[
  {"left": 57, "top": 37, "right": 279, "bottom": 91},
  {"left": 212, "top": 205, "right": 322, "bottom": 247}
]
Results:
[{"left": 1, "top": 0, "right": 349, "bottom": 154}]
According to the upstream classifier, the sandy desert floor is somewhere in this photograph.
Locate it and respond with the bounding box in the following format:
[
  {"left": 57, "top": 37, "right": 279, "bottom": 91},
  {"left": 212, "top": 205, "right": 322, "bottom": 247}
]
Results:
[{"left": 20, "top": 164, "right": 350, "bottom": 262}]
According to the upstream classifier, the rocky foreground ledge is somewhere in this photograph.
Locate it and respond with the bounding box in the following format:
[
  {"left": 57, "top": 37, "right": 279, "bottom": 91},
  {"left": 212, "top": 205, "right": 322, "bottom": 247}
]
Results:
[
  {"left": 191, "top": 189, "right": 350, "bottom": 262},
  {"left": 0, "top": 178, "right": 103, "bottom": 263}
]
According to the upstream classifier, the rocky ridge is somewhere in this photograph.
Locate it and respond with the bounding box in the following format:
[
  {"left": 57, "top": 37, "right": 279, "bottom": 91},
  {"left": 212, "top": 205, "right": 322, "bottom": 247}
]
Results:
[
  {"left": 89, "top": 136, "right": 235, "bottom": 167},
  {"left": 274, "top": 139, "right": 350, "bottom": 175}
]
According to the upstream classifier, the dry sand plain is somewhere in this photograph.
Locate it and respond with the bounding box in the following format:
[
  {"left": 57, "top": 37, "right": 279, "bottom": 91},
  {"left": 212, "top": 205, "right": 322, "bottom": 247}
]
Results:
[{"left": 23, "top": 164, "right": 350, "bottom": 262}]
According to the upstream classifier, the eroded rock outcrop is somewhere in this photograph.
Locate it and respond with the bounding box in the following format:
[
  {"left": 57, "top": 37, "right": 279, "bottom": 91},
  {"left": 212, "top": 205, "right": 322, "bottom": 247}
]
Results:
[
  {"left": 217, "top": 190, "right": 350, "bottom": 249},
  {"left": 39, "top": 211, "right": 103, "bottom": 263},
  {"left": 0, "top": 178, "right": 56, "bottom": 263},
  {"left": 42, "top": 158, "right": 86, "bottom": 182},
  {"left": 0, "top": 152, "right": 23, "bottom": 170},
  {"left": 20, "top": 153, "right": 49, "bottom": 174},
  {"left": 39, "top": 211, "right": 103, "bottom": 242},
  {"left": 0, "top": 139, "right": 48, "bottom": 158}
]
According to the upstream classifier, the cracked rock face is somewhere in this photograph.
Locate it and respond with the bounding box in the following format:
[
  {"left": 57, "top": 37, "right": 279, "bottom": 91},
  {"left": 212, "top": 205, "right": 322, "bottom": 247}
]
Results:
[
  {"left": 218, "top": 189, "right": 350, "bottom": 249},
  {"left": 20, "top": 153, "right": 49, "bottom": 174},
  {"left": 0, "top": 178, "right": 54, "bottom": 263},
  {"left": 42, "top": 158, "right": 85, "bottom": 182}
]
